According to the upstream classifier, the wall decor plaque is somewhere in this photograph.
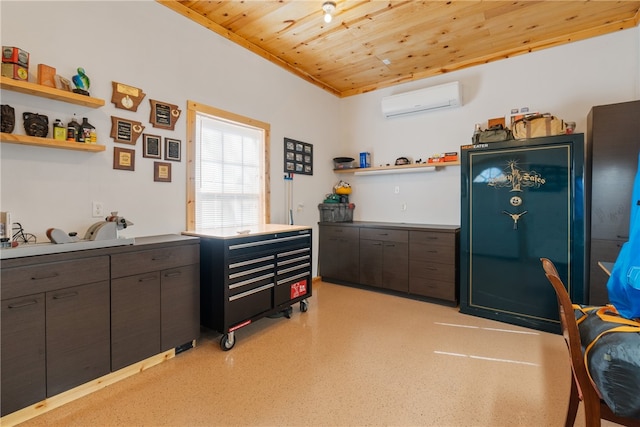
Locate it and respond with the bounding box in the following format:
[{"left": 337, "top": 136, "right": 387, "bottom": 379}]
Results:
[
  {"left": 113, "top": 147, "right": 135, "bottom": 171},
  {"left": 143, "top": 134, "right": 162, "bottom": 159},
  {"left": 110, "top": 116, "right": 144, "bottom": 145},
  {"left": 154, "top": 161, "right": 171, "bottom": 182},
  {"left": 150, "top": 99, "right": 181, "bottom": 130},
  {"left": 112, "top": 81, "right": 146, "bottom": 112},
  {"left": 284, "top": 137, "right": 313, "bottom": 175},
  {"left": 164, "top": 137, "right": 181, "bottom": 162}
]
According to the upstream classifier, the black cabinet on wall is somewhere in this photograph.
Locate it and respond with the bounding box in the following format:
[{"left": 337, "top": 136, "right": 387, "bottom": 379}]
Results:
[{"left": 587, "top": 100, "right": 640, "bottom": 305}]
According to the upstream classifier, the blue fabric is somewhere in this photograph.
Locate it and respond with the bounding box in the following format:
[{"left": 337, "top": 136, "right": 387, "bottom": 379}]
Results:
[{"left": 607, "top": 152, "right": 640, "bottom": 319}]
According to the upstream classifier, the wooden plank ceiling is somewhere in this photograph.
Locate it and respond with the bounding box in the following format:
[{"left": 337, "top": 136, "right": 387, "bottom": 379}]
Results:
[{"left": 159, "top": 1, "right": 640, "bottom": 98}]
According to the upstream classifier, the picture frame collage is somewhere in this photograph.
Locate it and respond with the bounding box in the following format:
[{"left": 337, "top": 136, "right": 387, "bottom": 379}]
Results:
[
  {"left": 284, "top": 137, "right": 313, "bottom": 176},
  {"left": 110, "top": 81, "right": 182, "bottom": 182}
]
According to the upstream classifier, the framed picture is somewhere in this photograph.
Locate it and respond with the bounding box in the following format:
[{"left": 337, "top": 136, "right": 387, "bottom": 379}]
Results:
[
  {"left": 164, "top": 138, "right": 181, "bottom": 161},
  {"left": 142, "top": 134, "right": 161, "bottom": 159},
  {"left": 154, "top": 161, "right": 172, "bottom": 182},
  {"left": 283, "top": 137, "right": 313, "bottom": 175},
  {"left": 113, "top": 147, "right": 135, "bottom": 171}
]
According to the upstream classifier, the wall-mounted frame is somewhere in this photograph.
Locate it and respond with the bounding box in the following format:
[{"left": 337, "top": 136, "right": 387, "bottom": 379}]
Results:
[
  {"left": 150, "top": 99, "right": 181, "bottom": 130},
  {"left": 164, "top": 137, "right": 181, "bottom": 162},
  {"left": 113, "top": 147, "right": 135, "bottom": 171},
  {"left": 110, "top": 116, "right": 144, "bottom": 145},
  {"left": 284, "top": 137, "right": 313, "bottom": 175},
  {"left": 142, "top": 134, "right": 161, "bottom": 159},
  {"left": 154, "top": 161, "right": 171, "bottom": 182}
]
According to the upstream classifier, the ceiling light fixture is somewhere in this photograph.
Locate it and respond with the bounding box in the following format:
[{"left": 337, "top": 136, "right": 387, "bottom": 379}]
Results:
[{"left": 322, "top": 1, "right": 336, "bottom": 23}]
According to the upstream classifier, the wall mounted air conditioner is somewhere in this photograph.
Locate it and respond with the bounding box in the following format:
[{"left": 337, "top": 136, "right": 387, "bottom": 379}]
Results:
[{"left": 381, "top": 81, "right": 462, "bottom": 119}]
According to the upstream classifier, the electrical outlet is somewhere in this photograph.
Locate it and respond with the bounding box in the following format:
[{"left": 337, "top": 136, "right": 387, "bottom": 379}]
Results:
[
  {"left": 92, "top": 201, "right": 104, "bottom": 218},
  {"left": 401, "top": 203, "right": 407, "bottom": 211}
]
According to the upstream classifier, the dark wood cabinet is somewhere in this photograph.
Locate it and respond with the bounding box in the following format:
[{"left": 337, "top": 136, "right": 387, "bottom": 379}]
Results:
[
  {"left": 111, "top": 272, "right": 161, "bottom": 371},
  {"left": 0, "top": 234, "right": 200, "bottom": 417},
  {"left": 587, "top": 100, "right": 640, "bottom": 305},
  {"left": 319, "top": 222, "right": 459, "bottom": 304},
  {"left": 359, "top": 228, "right": 408, "bottom": 292},
  {"left": 1, "top": 294, "right": 46, "bottom": 416},
  {"left": 318, "top": 225, "right": 359, "bottom": 283},
  {"left": 46, "top": 281, "right": 110, "bottom": 396},
  {"left": 409, "top": 230, "right": 459, "bottom": 303},
  {"left": 111, "top": 243, "right": 200, "bottom": 370},
  {"left": 161, "top": 264, "right": 200, "bottom": 351}
]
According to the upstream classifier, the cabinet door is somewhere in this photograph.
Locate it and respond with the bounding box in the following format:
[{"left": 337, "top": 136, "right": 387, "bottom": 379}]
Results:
[
  {"left": 1, "top": 294, "right": 46, "bottom": 416},
  {"left": 111, "top": 272, "right": 161, "bottom": 371},
  {"left": 161, "top": 264, "right": 200, "bottom": 351},
  {"left": 46, "top": 281, "right": 110, "bottom": 396},
  {"left": 319, "top": 226, "right": 359, "bottom": 283},
  {"left": 359, "top": 239, "right": 383, "bottom": 287},
  {"left": 383, "top": 241, "right": 408, "bottom": 292}
]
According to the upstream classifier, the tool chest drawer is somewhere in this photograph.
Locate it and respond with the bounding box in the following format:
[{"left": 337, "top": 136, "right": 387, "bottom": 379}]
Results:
[{"left": 111, "top": 244, "right": 199, "bottom": 278}]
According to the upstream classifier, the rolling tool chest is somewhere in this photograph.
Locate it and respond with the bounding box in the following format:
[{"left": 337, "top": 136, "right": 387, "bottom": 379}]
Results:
[{"left": 185, "top": 225, "right": 312, "bottom": 350}]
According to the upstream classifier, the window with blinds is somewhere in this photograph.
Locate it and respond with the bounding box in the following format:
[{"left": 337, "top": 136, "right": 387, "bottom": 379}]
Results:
[{"left": 192, "top": 109, "right": 268, "bottom": 229}]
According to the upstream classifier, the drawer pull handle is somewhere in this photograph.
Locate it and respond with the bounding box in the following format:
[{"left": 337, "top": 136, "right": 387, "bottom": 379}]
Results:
[
  {"left": 31, "top": 272, "right": 59, "bottom": 280},
  {"left": 53, "top": 291, "right": 79, "bottom": 300},
  {"left": 373, "top": 243, "right": 383, "bottom": 246},
  {"left": 8, "top": 299, "right": 38, "bottom": 308},
  {"left": 138, "top": 275, "right": 157, "bottom": 282},
  {"left": 152, "top": 256, "right": 170, "bottom": 261},
  {"left": 164, "top": 272, "right": 182, "bottom": 278},
  {"left": 378, "top": 233, "right": 389, "bottom": 236}
]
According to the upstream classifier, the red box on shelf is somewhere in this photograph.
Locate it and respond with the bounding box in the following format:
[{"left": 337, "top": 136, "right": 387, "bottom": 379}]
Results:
[
  {"left": 2, "top": 46, "right": 29, "bottom": 67},
  {"left": 444, "top": 152, "right": 458, "bottom": 162}
]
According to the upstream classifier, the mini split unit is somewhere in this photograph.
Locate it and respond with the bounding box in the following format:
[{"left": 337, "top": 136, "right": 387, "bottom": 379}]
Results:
[{"left": 381, "top": 81, "right": 462, "bottom": 119}]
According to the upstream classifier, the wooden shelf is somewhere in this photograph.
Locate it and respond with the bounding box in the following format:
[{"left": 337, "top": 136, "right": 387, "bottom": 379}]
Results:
[
  {"left": 0, "top": 76, "right": 105, "bottom": 108},
  {"left": 1, "top": 133, "right": 105, "bottom": 152},
  {"left": 334, "top": 161, "right": 460, "bottom": 175}
]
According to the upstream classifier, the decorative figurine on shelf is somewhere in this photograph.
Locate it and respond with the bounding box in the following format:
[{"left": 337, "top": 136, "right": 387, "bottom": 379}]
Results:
[
  {"left": 23, "top": 112, "right": 49, "bottom": 137},
  {"left": 1, "top": 105, "right": 15, "bottom": 133},
  {"left": 72, "top": 67, "right": 91, "bottom": 96}
]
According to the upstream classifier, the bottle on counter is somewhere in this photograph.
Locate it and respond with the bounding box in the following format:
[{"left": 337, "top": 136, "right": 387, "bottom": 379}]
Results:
[
  {"left": 67, "top": 114, "right": 81, "bottom": 142},
  {"left": 53, "top": 119, "right": 66, "bottom": 141}
]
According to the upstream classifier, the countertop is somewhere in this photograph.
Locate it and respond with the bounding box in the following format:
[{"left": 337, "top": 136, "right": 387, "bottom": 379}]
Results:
[
  {"left": 318, "top": 221, "right": 460, "bottom": 231},
  {"left": 183, "top": 224, "right": 311, "bottom": 239}
]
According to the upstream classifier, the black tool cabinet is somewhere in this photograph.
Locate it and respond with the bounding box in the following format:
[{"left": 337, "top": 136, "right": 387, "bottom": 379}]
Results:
[{"left": 188, "top": 226, "right": 312, "bottom": 351}]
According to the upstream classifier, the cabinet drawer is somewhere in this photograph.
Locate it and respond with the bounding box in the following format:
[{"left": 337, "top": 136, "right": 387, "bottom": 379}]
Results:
[
  {"left": 360, "top": 228, "right": 408, "bottom": 243},
  {"left": 111, "top": 244, "right": 199, "bottom": 278},
  {"left": 410, "top": 230, "right": 455, "bottom": 247},
  {"left": 1, "top": 256, "right": 109, "bottom": 300},
  {"left": 321, "top": 225, "right": 359, "bottom": 240},
  {"left": 409, "top": 277, "right": 455, "bottom": 301},
  {"left": 409, "top": 242, "right": 455, "bottom": 264},
  {"left": 409, "top": 259, "right": 455, "bottom": 281}
]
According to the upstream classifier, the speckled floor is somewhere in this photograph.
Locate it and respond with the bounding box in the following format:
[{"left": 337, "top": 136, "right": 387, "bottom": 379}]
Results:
[{"left": 17, "top": 281, "right": 618, "bottom": 427}]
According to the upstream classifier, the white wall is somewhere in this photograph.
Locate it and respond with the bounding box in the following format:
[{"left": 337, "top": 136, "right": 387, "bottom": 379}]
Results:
[
  {"left": 339, "top": 27, "right": 640, "bottom": 225},
  {"left": 1, "top": 1, "right": 639, "bottom": 276},
  {"left": 0, "top": 1, "right": 341, "bottom": 274}
]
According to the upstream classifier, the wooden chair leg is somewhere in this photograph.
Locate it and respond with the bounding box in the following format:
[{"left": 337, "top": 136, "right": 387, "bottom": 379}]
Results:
[{"left": 566, "top": 376, "right": 580, "bottom": 427}]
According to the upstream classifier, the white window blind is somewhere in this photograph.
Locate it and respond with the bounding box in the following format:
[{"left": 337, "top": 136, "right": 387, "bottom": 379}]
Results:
[{"left": 195, "top": 113, "right": 265, "bottom": 229}]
